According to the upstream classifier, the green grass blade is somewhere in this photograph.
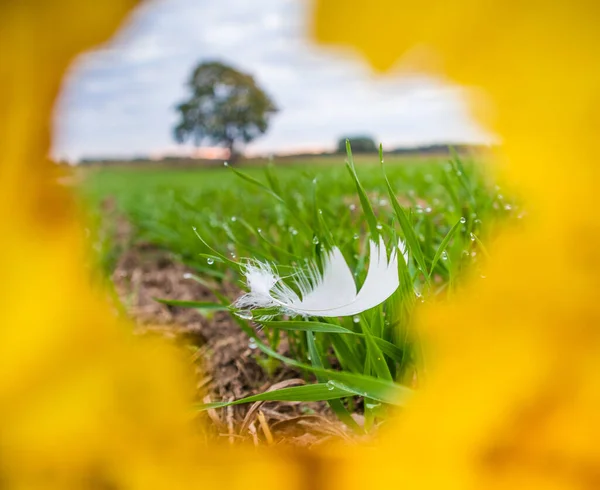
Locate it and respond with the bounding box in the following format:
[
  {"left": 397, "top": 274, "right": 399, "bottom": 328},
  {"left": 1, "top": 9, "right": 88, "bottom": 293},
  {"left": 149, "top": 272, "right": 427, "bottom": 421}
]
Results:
[
  {"left": 192, "top": 227, "right": 240, "bottom": 270},
  {"left": 429, "top": 217, "right": 462, "bottom": 278},
  {"left": 442, "top": 170, "right": 462, "bottom": 212},
  {"left": 306, "top": 331, "right": 362, "bottom": 432},
  {"left": 470, "top": 232, "right": 490, "bottom": 259},
  {"left": 372, "top": 336, "right": 405, "bottom": 364},
  {"left": 260, "top": 320, "right": 360, "bottom": 335},
  {"left": 345, "top": 140, "right": 379, "bottom": 237},
  {"left": 264, "top": 161, "right": 283, "bottom": 196},
  {"left": 256, "top": 342, "right": 412, "bottom": 405},
  {"left": 228, "top": 166, "right": 285, "bottom": 204},
  {"left": 328, "top": 333, "right": 364, "bottom": 373},
  {"left": 154, "top": 298, "right": 229, "bottom": 311},
  {"left": 228, "top": 165, "right": 312, "bottom": 233},
  {"left": 358, "top": 314, "right": 393, "bottom": 381},
  {"left": 197, "top": 253, "right": 225, "bottom": 264},
  {"left": 261, "top": 320, "right": 405, "bottom": 364},
  {"left": 197, "top": 383, "right": 354, "bottom": 411},
  {"left": 380, "top": 145, "right": 429, "bottom": 278}
]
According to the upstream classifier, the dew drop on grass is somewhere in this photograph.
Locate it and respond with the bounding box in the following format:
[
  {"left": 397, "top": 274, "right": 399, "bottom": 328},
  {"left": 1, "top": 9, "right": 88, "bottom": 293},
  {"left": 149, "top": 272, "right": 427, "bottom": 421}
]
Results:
[
  {"left": 312, "top": 236, "right": 319, "bottom": 245},
  {"left": 318, "top": 209, "right": 323, "bottom": 215},
  {"left": 376, "top": 223, "right": 383, "bottom": 230},
  {"left": 441, "top": 251, "right": 448, "bottom": 261},
  {"left": 353, "top": 316, "right": 360, "bottom": 324},
  {"left": 207, "top": 258, "right": 214, "bottom": 265},
  {"left": 349, "top": 204, "right": 356, "bottom": 211},
  {"left": 425, "top": 207, "right": 432, "bottom": 214},
  {"left": 379, "top": 199, "right": 388, "bottom": 206},
  {"left": 230, "top": 216, "right": 237, "bottom": 222},
  {"left": 248, "top": 337, "right": 257, "bottom": 350},
  {"left": 353, "top": 233, "right": 359, "bottom": 240},
  {"left": 504, "top": 204, "right": 512, "bottom": 211},
  {"left": 460, "top": 216, "right": 467, "bottom": 224},
  {"left": 183, "top": 273, "right": 193, "bottom": 279},
  {"left": 230, "top": 253, "right": 236, "bottom": 259},
  {"left": 257, "top": 228, "right": 262, "bottom": 234},
  {"left": 416, "top": 207, "right": 423, "bottom": 214},
  {"left": 470, "top": 233, "right": 476, "bottom": 242},
  {"left": 326, "top": 381, "right": 335, "bottom": 391},
  {"left": 236, "top": 310, "right": 253, "bottom": 320},
  {"left": 223, "top": 161, "right": 229, "bottom": 167}
]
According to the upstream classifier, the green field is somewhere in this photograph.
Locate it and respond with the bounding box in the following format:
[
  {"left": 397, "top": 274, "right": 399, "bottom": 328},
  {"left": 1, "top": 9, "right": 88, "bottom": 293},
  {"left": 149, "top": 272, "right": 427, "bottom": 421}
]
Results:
[{"left": 81, "top": 150, "right": 517, "bottom": 430}]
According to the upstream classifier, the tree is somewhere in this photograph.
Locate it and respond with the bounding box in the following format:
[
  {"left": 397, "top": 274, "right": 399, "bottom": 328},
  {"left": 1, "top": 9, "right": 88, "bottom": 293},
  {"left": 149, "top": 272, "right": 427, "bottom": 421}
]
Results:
[
  {"left": 337, "top": 135, "right": 377, "bottom": 153},
  {"left": 173, "top": 61, "right": 278, "bottom": 161}
]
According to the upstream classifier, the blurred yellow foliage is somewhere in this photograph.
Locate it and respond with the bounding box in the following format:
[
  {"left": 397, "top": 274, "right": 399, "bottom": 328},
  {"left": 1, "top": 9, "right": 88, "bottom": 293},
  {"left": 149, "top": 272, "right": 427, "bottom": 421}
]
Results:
[
  {"left": 2, "top": 0, "right": 599, "bottom": 488},
  {"left": 315, "top": 1, "right": 600, "bottom": 489},
  {"left": 0, "top": 2, "right": 299, "bottom": 488}
]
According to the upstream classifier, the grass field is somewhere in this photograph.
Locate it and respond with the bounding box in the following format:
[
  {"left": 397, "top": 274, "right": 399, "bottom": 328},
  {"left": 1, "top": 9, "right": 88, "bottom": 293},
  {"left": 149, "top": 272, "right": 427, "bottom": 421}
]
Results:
[{"left": 80, "top": 149, "right": 518, "bottom": 431}]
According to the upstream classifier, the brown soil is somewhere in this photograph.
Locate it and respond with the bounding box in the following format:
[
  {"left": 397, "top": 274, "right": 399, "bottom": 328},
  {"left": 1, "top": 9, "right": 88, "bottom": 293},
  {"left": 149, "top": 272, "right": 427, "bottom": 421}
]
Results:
[{"left": 111, "top": 243, "right": 357, "bottom": 447}]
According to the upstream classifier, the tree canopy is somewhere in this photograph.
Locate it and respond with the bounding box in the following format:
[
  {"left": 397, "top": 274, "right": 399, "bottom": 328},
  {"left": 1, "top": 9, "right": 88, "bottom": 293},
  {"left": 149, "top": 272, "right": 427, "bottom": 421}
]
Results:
[
  {"left": 174, "top": 61, "right": 278, "bottom": 160},
  {"left": 337, "top": 136, "right": 377, "bottom": 153}
]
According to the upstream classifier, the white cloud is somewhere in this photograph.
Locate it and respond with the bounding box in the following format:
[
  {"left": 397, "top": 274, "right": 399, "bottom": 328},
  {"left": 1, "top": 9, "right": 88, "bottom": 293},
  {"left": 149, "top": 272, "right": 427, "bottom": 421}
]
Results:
[{"left": 52, "top": 0, "right": 493, "bottom": 161}]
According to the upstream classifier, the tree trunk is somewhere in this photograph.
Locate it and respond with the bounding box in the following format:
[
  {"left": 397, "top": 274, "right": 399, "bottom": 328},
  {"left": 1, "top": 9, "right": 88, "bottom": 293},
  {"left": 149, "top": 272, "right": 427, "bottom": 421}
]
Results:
[{"left": 226, "top": 139, "right": 239, "bottom": 164}]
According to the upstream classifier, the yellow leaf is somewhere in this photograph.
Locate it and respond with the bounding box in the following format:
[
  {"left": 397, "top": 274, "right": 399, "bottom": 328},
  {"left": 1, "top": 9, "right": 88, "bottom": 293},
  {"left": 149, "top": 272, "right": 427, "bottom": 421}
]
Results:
[
  {"left": 0, "top": 2, "right": 298, "bottom": 488},
  {"left": 314, "top": 0, "right": 600, "bottom": 488}
]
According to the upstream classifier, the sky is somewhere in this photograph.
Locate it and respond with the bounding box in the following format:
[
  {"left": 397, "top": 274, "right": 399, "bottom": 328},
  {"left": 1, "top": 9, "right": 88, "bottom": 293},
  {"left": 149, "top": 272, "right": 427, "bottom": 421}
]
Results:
[{"left": 52, "top": 0, "right": 493, "bottom": 162}]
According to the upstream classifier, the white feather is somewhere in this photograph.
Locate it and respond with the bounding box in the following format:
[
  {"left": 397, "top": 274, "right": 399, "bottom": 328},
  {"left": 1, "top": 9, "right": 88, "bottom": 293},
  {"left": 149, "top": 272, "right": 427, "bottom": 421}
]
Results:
[{"left": 235, "top": 237, "right": 406, "bottom": 318}]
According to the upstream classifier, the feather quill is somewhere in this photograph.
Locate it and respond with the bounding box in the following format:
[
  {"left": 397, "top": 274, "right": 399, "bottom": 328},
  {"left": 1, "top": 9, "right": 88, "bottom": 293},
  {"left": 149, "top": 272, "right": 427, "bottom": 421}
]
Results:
[{"left": 235, "top": 237, "right": 406, "bottom": 318}]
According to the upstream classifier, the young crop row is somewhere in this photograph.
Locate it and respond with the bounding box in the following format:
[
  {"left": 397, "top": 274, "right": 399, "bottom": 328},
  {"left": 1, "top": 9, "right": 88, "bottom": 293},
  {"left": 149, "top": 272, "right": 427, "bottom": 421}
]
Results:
[{"left": 84, "top": 145, "right": 519, "bottom": 430}]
